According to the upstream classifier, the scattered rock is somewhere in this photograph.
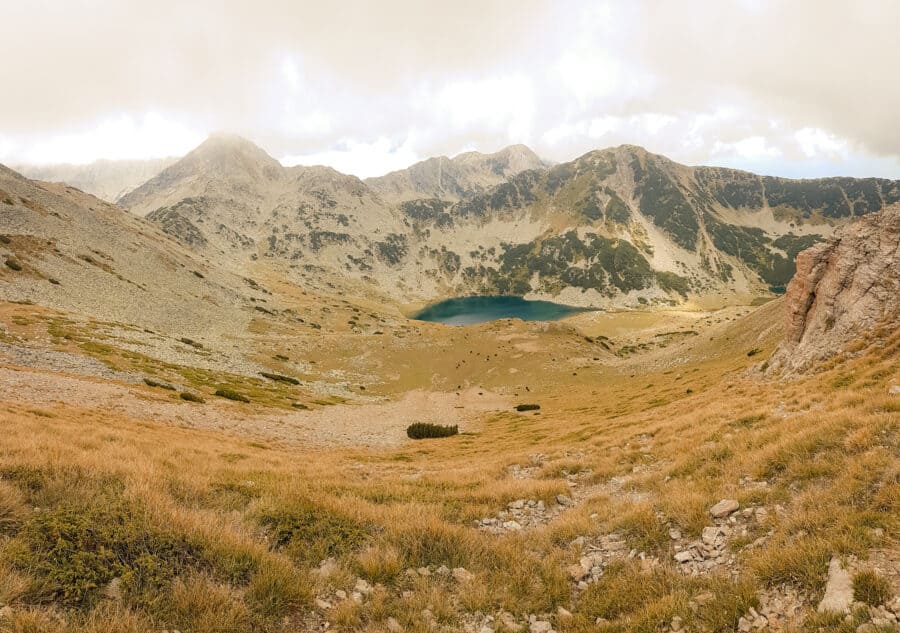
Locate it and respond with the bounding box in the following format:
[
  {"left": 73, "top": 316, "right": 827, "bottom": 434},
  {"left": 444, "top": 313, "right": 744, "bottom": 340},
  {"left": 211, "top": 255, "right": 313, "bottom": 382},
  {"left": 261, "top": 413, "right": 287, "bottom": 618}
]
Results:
[
  {"left": 709, "top": 499, "right": 739, "bottom": 518},
  {"left": 102, "top": 577, "right": 122, "bottom": 601},
  {"left": 315, "top": 598, "right": 332, "bottom": 610},
  {"left": 499, "top": 612, "right": 522, "bottom": 632},
  {"left": 452, "top": 567, "right": 474, "bottom": 583},
  {"left": 529, "top": 620, "right": 553, "bottom": 633},
  {"left": 317, "top": 558, "right": 338, "bottom": 577},
  {"left": 387, "top": 617, "right": 403, "bottom": 632},
  {"left": 818, "top": 557, "right": 853, "bottom": 614}
]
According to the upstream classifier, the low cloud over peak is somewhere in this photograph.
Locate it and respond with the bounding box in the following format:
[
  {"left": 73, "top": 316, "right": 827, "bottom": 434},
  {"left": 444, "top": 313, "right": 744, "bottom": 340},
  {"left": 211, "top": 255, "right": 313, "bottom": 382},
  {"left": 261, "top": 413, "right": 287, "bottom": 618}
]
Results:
[{"left": 1, "top": 0, "right": 898, "bottom": 179}]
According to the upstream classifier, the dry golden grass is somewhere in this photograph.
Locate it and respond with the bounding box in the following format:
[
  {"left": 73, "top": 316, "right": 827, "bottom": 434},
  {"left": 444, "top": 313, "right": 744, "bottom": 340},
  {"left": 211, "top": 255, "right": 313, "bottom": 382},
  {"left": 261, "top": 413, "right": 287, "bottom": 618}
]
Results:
[{"left": 0, "top": 303, "right": 897, "bottom": 632}]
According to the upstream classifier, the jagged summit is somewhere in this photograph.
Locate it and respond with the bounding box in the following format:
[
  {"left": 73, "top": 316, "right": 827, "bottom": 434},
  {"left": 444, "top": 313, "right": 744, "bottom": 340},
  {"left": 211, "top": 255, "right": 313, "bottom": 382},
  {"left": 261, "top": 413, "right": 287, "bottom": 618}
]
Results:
[{"left": 365, "top": 143, "right": 547, "bottom": 202}]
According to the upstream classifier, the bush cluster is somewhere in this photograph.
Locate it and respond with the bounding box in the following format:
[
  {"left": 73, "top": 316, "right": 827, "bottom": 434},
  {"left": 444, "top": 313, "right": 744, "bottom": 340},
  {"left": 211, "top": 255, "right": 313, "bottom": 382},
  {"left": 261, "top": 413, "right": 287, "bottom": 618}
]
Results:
[
  {"left": 260, "top": 372, "right": 300, "bottom": 385},
  {"left": 215, "top": 388, "right": 250, "bottom": 403},
  {"left": 406, "top": 423, "right": 459, "bottom": 439}
]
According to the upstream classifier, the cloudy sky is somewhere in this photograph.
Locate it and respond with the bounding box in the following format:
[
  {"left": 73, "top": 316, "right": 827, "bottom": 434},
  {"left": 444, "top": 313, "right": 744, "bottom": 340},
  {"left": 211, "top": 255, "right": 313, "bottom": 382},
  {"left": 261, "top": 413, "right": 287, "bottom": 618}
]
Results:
[{"left": 1, "top": 0, "right": 898, "bottom": 178}]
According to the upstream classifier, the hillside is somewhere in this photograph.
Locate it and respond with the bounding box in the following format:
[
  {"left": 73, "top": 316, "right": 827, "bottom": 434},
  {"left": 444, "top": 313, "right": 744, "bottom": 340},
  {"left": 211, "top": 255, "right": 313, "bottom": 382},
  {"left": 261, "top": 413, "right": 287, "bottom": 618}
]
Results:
[
  {"left": 1, "top": 153, "right": 899, "bottom": 633},
  {"left": 15, "top": 157, "right": 175, "bottom": 202},
  {"left": 115, "top": 136, "right": 900, "bottom": 310}
]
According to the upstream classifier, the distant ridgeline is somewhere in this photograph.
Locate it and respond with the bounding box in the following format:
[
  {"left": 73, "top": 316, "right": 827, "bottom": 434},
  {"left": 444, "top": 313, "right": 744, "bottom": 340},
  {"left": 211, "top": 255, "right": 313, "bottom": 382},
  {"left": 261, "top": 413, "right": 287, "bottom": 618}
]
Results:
[{"left": 113, "top": 135, "right": 900, "bottom": 307}]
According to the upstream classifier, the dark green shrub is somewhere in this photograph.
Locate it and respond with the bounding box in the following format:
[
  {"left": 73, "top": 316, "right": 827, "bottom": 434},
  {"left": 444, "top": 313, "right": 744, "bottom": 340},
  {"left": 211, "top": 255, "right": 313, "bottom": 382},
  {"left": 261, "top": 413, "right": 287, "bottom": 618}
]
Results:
[
  {"left": 515, "top": 404, "right": 541, "bottom": 412},
  {"left": 5, "top": 258, "right": 23, "bottom": 271},
  {"left": 260, "top": 372, "right": 300, "bottom": 385},
  {"left": 0, "top": 234, "right": 11, "bottom": 243},
  {"left": 48, "top": 278, "right": 60, "bottom": 285},
  {"left": 406, "top": 423, "right": 458, "bottom": 439},
  {"left": 215, "top": 388, "right": 250, "bottom": 403},
  {"left": 179, "top": 391, "right": 205, "bottom": 403},
  {"left": 144, "top": 378, "right": 176, "bottom": 391},
  {"left": 291, "top": 403, "right": 309, "bottom": 410},
  {"left": 853, "top": 570, "right": 890, "bottom": 606},
  {"left": 179, "top": 337, "right": 203, "bottom": 349}
]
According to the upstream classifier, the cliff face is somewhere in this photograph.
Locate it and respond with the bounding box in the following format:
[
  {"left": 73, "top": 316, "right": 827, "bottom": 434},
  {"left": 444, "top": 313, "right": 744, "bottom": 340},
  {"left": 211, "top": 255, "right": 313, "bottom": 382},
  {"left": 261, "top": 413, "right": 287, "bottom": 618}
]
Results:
[{"left": 770, "top": 205, "right": 899, "bottom": 374}]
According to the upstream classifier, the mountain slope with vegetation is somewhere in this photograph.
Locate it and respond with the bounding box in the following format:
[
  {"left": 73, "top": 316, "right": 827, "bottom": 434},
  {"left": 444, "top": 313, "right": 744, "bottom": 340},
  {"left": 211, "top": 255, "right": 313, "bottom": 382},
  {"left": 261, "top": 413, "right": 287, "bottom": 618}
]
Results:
[
  {"left": 1, "top": 153, "right": 898, "bottom": 632},
  {"left": 114, "top": 136, "right": 900, "bottom": 309}
]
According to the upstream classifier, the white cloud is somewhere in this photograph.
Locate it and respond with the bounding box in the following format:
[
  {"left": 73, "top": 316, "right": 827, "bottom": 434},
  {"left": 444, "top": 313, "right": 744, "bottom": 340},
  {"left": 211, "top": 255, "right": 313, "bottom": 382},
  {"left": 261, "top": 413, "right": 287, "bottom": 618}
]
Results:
[
  {"left": 718, "top": 136, "right": 782, "bottom": 160},
  {"left": 428, "top": 75, "right": 537, "bottom": 143},
  {"left": 794, "top": 127, "right": 847, "bottom": 159},
  {"left": 0, "top": 1, "right": 898, "bottom": 179},
  {"left": 282, "top": 136, "right": 421, "bottom": 178},
  {"left": 0, "top": 113, "right": 203, "bottom": 165}
]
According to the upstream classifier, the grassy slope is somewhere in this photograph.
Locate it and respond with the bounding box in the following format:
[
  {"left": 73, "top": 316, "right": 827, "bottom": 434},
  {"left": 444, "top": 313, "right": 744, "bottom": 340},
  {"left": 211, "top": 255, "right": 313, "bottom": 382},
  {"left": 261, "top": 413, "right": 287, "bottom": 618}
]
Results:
[{"left": 0, "top": 302, "right": 897, "bottom": 633}]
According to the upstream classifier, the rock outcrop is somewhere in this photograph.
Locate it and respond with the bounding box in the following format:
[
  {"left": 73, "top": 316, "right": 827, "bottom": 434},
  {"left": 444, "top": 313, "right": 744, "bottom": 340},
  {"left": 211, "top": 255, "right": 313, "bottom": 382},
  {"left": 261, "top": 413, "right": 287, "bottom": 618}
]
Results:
[{"left": 769, "top": 205, "right": 900, "bottom": 374}]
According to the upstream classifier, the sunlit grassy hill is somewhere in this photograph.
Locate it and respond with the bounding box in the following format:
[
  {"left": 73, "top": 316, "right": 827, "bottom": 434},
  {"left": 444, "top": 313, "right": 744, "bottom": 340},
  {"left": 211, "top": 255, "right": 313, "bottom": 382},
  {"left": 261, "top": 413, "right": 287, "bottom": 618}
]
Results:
[{"left": 0, "top": 297, "right": 896, "bottom": 633}]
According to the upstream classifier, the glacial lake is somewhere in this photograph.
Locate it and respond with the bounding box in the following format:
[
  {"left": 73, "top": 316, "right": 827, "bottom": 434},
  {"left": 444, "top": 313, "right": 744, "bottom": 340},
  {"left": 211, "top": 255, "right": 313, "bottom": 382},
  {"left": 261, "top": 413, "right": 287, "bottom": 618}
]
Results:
[{"left": 411, "top": 295, "right": 594, "bottom": 325}]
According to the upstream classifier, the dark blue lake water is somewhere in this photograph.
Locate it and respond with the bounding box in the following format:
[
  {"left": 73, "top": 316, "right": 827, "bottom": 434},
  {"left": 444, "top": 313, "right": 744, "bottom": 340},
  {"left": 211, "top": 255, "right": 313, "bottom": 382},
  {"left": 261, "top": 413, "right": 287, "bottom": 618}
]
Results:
[{"left": 412, "top": 295, "right": 593, "bottom": 325}]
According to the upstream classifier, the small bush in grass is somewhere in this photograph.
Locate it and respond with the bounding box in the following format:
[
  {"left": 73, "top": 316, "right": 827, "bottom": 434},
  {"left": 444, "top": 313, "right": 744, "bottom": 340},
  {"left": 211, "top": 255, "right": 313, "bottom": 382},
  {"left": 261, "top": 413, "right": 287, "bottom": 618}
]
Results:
[
  {"left": 5, "top": 258, "right": 23, "bottom": 271},
  {"left": 179, "top": 337, "right": 203, "bottom": 349},
  {"left": 215, "top": 388, "right": 250, "bottom": 403},
  {"left": 179, "top": 391, "right": 205, "bottom": 403},
  {"left": 259, "top": 371, "right": 300, "bottom": 385},
  {"left": 245, "top": 560, "right": 311, "bottom": 619},
  {"left": 257, "top": 500, "right": 371, "bottom": 565},
  {"left": 144, "top": 378, "right": 175, "bottom": 391},
  {"left": 853, "top": 570, "right": 890, "bottom": 606},
  {"left": 355, "top": 545, "right": 403, "bottom": 585},
  {"left": 406, "top": 423, "right": 458, "bottom": 439},
  {"left": 515, "top": 403, "right": 541, "bottom": 412},
  {"left": 16, "top": 502, "right": 201, "bottom": 608}
]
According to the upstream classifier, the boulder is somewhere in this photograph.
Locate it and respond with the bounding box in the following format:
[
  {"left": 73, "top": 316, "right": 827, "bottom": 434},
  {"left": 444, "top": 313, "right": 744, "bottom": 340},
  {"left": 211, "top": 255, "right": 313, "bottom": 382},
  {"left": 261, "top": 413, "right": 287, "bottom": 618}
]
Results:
[
  {"left": 709, "top": 499, "right": 739, "bottom": 518},
  {"left": 817, "top": 557, "right": 853, "bottom": 614}
]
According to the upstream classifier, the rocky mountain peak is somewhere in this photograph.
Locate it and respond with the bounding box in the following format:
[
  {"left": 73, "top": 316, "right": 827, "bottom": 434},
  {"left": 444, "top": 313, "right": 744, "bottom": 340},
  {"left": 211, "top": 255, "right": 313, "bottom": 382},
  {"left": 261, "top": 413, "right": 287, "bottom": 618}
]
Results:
[
  {"left": 179, "top": 132, "right": 284, "bottom": 179},
  {"left": 769, "top": 205, "right": 899, "bottom": 374}
]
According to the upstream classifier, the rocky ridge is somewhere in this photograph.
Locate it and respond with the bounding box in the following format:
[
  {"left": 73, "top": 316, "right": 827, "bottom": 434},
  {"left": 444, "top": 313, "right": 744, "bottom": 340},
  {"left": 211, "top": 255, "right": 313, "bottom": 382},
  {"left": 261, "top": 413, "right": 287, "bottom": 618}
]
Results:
[
  {"left": 111, "top": 135, "right": 900, "bottom": 310},
  {"left": 769, "top": 204, "right": 900, "bottom": 374}
]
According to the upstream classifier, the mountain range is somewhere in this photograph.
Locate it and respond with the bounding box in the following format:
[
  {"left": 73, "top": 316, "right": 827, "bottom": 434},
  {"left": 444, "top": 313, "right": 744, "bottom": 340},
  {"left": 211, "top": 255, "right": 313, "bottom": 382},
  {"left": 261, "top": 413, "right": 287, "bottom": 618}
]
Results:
[
  {"left": 6, "top": 134, "right": 900, "bottom": 313},
  {"left": 115, "top": 134, "right": 900, "bottom": 308}
]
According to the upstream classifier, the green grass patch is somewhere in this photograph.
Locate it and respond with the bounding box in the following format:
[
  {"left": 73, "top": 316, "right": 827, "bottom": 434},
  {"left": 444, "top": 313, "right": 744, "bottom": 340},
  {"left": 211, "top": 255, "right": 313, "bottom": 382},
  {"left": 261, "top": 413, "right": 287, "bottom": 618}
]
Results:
[{"left": 257, "top": 500, "right": 372, "bottom": 565}]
